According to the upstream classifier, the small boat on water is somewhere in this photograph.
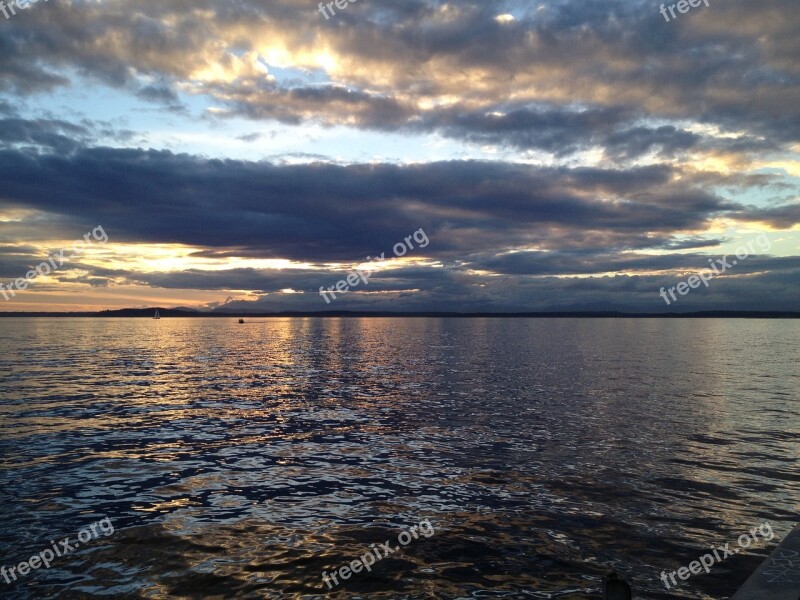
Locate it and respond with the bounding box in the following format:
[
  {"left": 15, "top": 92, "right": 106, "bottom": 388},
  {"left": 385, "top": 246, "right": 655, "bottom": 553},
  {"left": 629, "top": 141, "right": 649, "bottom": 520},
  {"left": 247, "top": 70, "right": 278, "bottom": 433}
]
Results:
[
  {"left": 153, "top": 309, "right": 161, "bottom": 320},
  {"left": 238, "top": 318, "right": 245, "bottom": 324}
]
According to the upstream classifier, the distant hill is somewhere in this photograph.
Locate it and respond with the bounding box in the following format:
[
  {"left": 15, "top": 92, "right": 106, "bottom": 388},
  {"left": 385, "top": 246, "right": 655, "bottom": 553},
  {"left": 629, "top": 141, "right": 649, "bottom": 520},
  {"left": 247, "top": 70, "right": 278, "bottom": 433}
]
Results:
[{"left": 0, "top": 308, "right": 203, "bottom": 318}]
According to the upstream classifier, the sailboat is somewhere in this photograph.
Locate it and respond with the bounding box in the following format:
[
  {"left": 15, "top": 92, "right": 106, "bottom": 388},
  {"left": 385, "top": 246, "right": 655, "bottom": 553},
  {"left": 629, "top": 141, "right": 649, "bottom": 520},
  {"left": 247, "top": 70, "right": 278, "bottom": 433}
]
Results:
[{"left": 153, "top": 308, "right": 161, "bottom": 320}]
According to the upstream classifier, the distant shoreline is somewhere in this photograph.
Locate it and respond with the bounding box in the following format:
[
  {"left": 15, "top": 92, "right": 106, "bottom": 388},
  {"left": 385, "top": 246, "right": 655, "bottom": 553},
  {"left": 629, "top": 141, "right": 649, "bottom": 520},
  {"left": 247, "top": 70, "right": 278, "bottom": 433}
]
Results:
[{"left": 1, "top": 309, "right": 799, "bottom": 319}]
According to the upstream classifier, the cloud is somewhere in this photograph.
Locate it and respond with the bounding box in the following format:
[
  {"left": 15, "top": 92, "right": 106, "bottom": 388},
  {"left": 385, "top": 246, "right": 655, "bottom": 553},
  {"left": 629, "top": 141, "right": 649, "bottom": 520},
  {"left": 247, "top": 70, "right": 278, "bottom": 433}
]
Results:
[
  {"left": 2, "top": 0, "right": 798, "bottom": 157},
  {"left": 136, "top": 84, "right": 180, "bottom": 104},
  {"left": 0, "top": 145, "right": 756, "bottom": 260},
  {"left": 0, "top": 117, "right": 92, "bottom": 154},
  {"left": 236, "top": 132, "right": 262, "bottom": 143}
]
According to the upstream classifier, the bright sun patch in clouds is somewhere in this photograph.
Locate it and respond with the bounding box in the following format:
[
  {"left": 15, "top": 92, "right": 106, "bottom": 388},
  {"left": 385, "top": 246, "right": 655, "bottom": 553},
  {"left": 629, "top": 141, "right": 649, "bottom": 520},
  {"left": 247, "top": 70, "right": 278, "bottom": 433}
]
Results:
[
  {"left": 0, "top": 208, "right": 41, "bottom": 223},
  {"left": 39, "top": 243, "right": 318, "bottom": 274}
]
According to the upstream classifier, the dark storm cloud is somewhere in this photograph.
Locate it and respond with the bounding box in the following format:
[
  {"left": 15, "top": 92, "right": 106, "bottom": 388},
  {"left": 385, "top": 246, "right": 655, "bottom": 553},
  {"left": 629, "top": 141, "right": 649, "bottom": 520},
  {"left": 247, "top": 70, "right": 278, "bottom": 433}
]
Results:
[
  {"left": 475, "top": 251, "right": 800, "bottom": 277},
  {"left": 731, "top": 203, "right": 800, "bottom": 229},
  {"left": 212, "top": 83, "right": 414, "bottom": 130},
  {"left": 0, "top": 117, "right": 92, "bottom": 154},
  {"left": 408, "top": 105, "right": 704, "bottom": 159},
  {"left": 0, "top": 27, "right": 69, "bottom": 95},
  {"left": 0, "top": 145, "right": 753, "bottom": 262},
  {"left": 0, "top": 245, "right": 50, "bottom": 280},
  {"left": 0, "top": 115, "right": 138, "bottom": 153}
]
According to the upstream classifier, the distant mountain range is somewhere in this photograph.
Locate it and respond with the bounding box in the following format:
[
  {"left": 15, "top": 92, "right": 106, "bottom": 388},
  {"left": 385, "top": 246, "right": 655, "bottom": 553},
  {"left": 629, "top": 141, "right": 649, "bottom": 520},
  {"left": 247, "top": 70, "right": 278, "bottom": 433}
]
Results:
[{"left": 0, "top": 308, "right": 799, "bottom": 318}]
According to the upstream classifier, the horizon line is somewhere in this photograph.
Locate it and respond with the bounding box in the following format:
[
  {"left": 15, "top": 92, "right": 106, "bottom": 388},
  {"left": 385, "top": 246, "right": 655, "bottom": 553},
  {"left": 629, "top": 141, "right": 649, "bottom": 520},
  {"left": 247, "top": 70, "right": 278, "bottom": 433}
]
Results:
[{"left": 1, "top": 309, "right": 800, "bottom": 319}]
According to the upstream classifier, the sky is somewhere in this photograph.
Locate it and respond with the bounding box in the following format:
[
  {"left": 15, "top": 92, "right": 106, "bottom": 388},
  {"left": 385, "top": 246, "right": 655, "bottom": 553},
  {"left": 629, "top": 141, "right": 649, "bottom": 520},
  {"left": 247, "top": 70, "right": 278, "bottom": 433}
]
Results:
[{"left": 0, "top": 0, "right": 798, "bottom": 313}]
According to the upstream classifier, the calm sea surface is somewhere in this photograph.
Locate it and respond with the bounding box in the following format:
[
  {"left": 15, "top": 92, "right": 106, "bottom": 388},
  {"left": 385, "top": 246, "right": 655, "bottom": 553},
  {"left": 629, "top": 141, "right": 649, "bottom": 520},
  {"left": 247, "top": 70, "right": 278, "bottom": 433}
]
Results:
[{"left": 0, "top": 318, "right": 798, "bottom": 599}]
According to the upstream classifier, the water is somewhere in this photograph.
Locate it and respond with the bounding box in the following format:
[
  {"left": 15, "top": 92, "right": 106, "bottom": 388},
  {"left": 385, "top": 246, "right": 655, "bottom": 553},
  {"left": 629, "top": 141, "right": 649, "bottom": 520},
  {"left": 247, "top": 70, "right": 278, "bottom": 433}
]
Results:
[{"left": 0, "top": 317, "right": 798, "bottom": 599}]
